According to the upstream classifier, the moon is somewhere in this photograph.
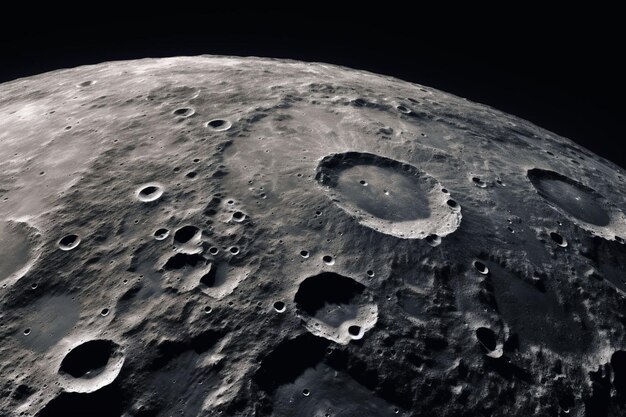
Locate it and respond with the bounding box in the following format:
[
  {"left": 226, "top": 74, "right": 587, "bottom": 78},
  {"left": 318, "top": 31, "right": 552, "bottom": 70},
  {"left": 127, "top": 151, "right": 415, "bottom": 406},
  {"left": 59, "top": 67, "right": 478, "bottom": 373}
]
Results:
[{"left": 1, "top": 56, "right": 625, "bottom": 417}]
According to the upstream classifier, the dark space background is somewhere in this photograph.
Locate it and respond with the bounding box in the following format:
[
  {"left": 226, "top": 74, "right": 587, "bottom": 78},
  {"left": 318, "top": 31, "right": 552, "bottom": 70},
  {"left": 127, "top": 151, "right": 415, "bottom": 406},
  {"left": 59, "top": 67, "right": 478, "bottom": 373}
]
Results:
[{"left": 1, "top": 13, "right": 623, "bottom": 170}]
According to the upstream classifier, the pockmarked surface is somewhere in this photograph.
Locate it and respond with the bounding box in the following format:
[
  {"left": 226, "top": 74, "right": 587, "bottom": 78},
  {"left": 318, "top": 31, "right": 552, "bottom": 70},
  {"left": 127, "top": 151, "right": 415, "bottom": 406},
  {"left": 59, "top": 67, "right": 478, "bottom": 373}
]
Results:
[{"left": 1, "top": 56, "right": 625, "bottom": 417}]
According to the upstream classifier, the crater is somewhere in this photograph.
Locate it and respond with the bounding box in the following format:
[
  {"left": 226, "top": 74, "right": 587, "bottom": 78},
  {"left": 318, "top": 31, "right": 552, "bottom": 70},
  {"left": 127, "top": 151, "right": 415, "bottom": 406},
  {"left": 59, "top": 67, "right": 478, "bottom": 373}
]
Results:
[
  {"left": 527, "top": 168, "right": 611, "bottom": 226},
  {"left": 58, "top": 339, "right": 124, "bottom": 393},
  {"left": 472, "top": 176, "right": 487, "bottom": 188},
  {"left": 172, "top": 107, "right": 195, "bottom": 117},
  {"left": 473, "top": 260, "right": 489, "bottom": 275},
  {"left": 273, "top": 301, "right": 286, "bottom": 313},
  {"left": 550, "top": 231, "right": 567, "bottom": 247},
  {"left": 425, "top": 234, "right": 441, "bottom": 247},
  {"left": 58, "top": 234, "right": 80, "bottom": 251},
  {"left": 316, "top": 152, "right": 461, "bottom": 239},
  {"left": 232, "top": 211, "right": 245, "bottom": 222},
  {"left": 0, "top": 221, "right": 40, "bottom": 284},
  {"left": 172, "top": 225, "right": 203, "bottom": 254},
  {"left": 476, "top": 327, "right": 503, "bottom": 358},
  {"left": 196, "top": 263, "right": 250, "bottom": 299},
  {"left": 153, "top": 228, "right": 169, "bottom": 240},
  {"left": 206, "top": 119, "right": 232, "bottom": 131},
  {"left": 60, "top": 340, "right": 115, "bottom": 378},
  {"left": 294, "top": 272, "right": 378, "bottom": 344},
  {"left": 487, "top": 262, "right": 592, "bottom": 353},
  {"left": 136, "top": 183, "right": 163, "bottom": 202},
  {"left": 173, "top": 225, "right": 201, "bottom": 244}
]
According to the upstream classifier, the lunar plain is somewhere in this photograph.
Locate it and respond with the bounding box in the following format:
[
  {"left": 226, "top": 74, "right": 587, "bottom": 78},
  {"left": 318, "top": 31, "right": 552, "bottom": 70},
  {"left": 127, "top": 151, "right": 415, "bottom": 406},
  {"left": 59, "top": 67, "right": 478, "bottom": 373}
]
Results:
[{"left": 0, "top": 56, "right": 625, "bottom": 416}]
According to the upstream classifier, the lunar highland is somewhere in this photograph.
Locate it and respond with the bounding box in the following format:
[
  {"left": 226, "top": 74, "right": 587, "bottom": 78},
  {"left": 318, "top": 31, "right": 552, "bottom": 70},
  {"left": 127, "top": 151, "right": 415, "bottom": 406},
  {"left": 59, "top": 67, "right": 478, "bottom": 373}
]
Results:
[{"left": 0, "top": 56, "right": 625, "bottom": 417}]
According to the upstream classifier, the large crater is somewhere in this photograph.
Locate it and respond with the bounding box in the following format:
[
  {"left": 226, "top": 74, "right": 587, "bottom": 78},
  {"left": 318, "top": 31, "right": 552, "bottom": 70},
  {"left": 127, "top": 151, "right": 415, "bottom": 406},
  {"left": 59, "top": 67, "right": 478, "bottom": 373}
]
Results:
[
  {"left": 316, "top": 152, "right": 461, "bottom": 239},
  {"left": 527, "top": 168, "right": 611, "bottom": 226}
]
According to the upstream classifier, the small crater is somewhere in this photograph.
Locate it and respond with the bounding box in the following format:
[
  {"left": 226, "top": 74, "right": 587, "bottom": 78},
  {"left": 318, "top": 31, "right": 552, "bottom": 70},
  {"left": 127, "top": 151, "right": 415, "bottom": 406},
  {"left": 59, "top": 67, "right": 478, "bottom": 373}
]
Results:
[
  {"left": 232, "top": 211, "right": 245, "bottom": 222},
  {"left": 206, "top": 119, "right": 232, "bottom": 131},
  {"left": 348, "top": 325, "right": 362, "bottom": 338},
  {"left": 322, "top": 255, "right": 334, "bottom": 265},
  {"left": 300, "top": 250, "right": 310, "bottom": 258},
  {"left": 229, "top": 246, "right": 240, "bottom": 255},
  {"left": 24, "top": 328, "right": 31, "bottom": 335},
  {"left": 397, "top": 105, "right": 411, "bottom": 114},
  {"left": 366, "top": 270, "right": 375, "bottom": 277},
  {"left": 302, "top": 388, "right": 311, "bottom": 396},
  {"left": 550, "top": 232, "right": 568, "bottom": 247},
  {"left": 173, "top": 225, "right": 201, "bottom": 244},
  {"left": 209, "top": 246, "right": 219, "bottom": 255},
  {"left": 100, "top": 308, "right": 109, "bottom": 317},
  {"left": 472, "top": 177, "right": 487, "bottom": 188},
  {"left": 136, "top": 183, "right": 163, "bottom": 202},
  {"left": 473, "top": 260, "right": 489, "bottom": 275},
  {"left": 273, "top": 301, "right": 286, "bottom": 313},
  {"left": 58, "top": 234, "right": 80, "bottom": 251},
  {"left": 425, "top": 234, "right": 441, "bottom": 247},
  {"left": 153, "top": 228, "right": 169, "bottom": 240},
  {"left": 173, "top": 108, "right": 195, "bottom": 117},
  {"left": 186, "top": 171, "right": 197, "bottom": 179},
  {"left": 446, "top": 199, "right": 460, "bottom": 211},
  {"left": 77, "top": 80, "right": 94, "bottom": 87}
]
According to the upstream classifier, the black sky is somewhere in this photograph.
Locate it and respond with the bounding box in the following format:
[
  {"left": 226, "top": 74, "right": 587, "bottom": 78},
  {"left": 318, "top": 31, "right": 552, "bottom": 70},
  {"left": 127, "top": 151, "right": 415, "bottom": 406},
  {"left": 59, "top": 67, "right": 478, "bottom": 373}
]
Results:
[{"left": 2, "top": 13, "right": 623, "bottom": 170}]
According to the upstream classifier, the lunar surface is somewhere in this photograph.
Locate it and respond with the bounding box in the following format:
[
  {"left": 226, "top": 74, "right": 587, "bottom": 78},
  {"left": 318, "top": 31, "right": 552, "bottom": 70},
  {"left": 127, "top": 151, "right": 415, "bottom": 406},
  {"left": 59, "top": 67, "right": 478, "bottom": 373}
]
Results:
[{"left": 0, "top": 56, "right": 625, "bottom": 417}]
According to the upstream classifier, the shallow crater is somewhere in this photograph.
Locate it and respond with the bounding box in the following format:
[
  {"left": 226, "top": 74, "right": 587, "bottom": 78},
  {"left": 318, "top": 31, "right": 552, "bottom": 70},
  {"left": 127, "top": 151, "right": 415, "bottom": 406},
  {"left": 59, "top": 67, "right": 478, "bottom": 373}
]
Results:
[
  {"left": 316, "top": 152, "right": 461, "bottom": 239},
  {"left": 527, "top": 168, "right": 611, "bottom": 226},
  {"left": 0, "top": 220, "right": 40, "bottom": 284}
]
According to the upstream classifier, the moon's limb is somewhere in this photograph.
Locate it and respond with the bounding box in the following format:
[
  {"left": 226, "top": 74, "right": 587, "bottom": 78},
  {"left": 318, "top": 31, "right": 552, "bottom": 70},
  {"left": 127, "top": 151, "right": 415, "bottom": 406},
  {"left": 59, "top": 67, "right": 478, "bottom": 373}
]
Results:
[{"left": 0, "top": 56, "right": 625, "bottom": 417}]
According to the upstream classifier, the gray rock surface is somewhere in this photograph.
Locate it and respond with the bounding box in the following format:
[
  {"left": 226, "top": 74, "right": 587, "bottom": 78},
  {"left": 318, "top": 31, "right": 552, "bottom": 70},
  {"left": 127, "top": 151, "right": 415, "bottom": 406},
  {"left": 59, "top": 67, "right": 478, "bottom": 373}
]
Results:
[{"left": 0, "top": 56, "right": 625, "bottom": 416}]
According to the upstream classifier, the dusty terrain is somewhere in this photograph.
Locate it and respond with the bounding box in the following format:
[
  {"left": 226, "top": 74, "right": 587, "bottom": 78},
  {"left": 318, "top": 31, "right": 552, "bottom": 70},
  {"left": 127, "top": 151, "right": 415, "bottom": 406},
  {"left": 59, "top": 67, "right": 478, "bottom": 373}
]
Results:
[{"left": 0, "top": 56, "right": 625, "bottom": 416}]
